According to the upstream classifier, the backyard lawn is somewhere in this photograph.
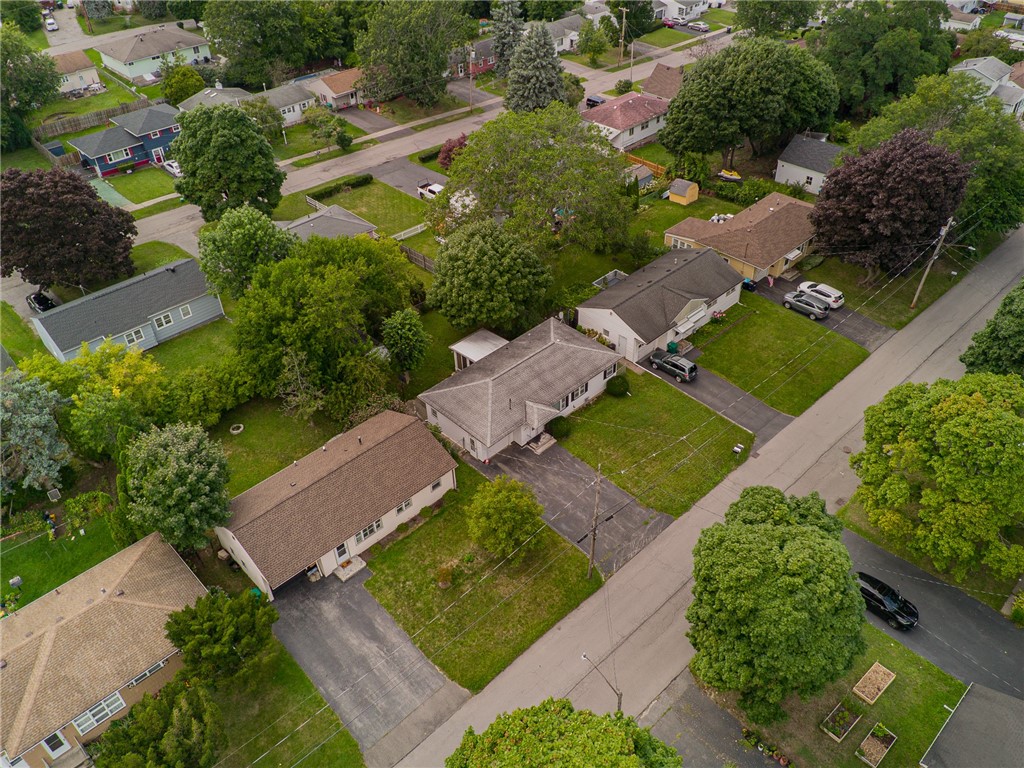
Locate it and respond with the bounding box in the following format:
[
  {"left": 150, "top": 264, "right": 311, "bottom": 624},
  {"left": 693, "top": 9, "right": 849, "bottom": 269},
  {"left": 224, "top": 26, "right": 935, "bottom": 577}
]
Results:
[
  {"left": 0, "top": 517, "right": 120, "bottom": 608},
  {"left": 628, "top": 142, "right": 674, "bottom": 167},
  {"left": 77, "top": 12, "right": 175, "bottom": 35},
  {"left": 638, "top": 26, "right": 694, "bottom": 47},
  {"left": 0, "top": 147, "right": 49, "bottom": 172},
  {"left": 839, "top": 498, "right": 1019, "bottom": 612},
  {"left": 703, "top": 8, "right": 737, "bottom": 24},
  {"left": 546, "top": 242, "right": 631, "bottom": 297},
  {"left": 691, "top": 293, "right": 869, "bottom": 416},
  {"left": 561, "top": 370, "right": 752, "bottom": 518},
  {"left": 316, "top": 180, "right": 428, "bottom": 236},
  {"left": 210, "top": 398, "right": 342, "bottom": 496},
  {"left": 562, "top": 49, "right": 623, "bottom": 69},
  {"left": 405, "top": 310, "right": 463, "bottom": 397},
  {"left": 630, "top": 196, "right": 744, "bottom": 245},
  {"left": 400, "top": 229, "right": 440, "bottom": 263},
  {"left": 1, "top": 302, "right": 47, "bottom": 361},
  {"left": 148, "top": 316, "right": 236, "bottom": 375},
  {"left": 105, "top": 167, "right": 176, "bottom": 203},
  {"left": 273, "top": 121, "right": 368, "bottom": 161},
  {"left": 382, "top": 94, "right": 466, "bottom": 124},
  {"left": 474, "top": 71, "right": 508, "bottom": 96},
  {"left": 719, "top": 624, "right": 965, "bottom": 768},
  {"left": 212, "top": 639, "right": 364, "bottom": 768},
  {"left": 980, "top": 10, "right": 1006, "bottom": 29},
  {"left": 365, "top": 462, "right": 603, "bottom": 693},
  {"left": 26, "top": 74, "right": 137, "bottom": 129}
]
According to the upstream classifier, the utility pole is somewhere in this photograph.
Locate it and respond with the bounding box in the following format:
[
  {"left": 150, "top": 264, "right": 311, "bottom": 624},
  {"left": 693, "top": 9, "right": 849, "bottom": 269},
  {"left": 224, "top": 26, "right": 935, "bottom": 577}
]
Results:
[
  {"left": 619, "top": 6, "right": 627, "bottom": 63},
  {"left": 469, "top": 49, "right": 476, "bottom": 111},
  {"left": 629, "top": 41, "right": 634, "bottom": 82},
  {"left": 910, "top": 216, "right": 954, "bottom": 309},
  {"left": 587, "top": 464, "right": 601, "bottom": 580},
  {"left": 81, "top": 0, "right": 94, "bottom": 34},
  {"left": 582, "top": 652, "right": 623, "bottom": 712}
]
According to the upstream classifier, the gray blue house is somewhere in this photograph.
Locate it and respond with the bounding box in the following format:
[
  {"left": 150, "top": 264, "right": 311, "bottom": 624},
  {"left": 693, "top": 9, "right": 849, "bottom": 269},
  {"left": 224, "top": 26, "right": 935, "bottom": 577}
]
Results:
[
  {"left": 31, "top": 259, "right": 224, "bottom": 362},
  {"left": 68, "top": 103, "right": 181, "bottom": 178}
]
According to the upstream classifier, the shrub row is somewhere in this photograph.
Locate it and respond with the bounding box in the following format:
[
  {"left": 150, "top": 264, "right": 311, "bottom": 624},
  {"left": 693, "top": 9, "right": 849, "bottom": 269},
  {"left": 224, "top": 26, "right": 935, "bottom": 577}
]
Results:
[
  {"left": 308, "top": 173, "right": 373, "bottom": 201},
  {"left": 164, "top": 353, "right": 256, "bottom": 429},
  {"left": 418, "top": 148, "right": 441, "bottom": 163}
]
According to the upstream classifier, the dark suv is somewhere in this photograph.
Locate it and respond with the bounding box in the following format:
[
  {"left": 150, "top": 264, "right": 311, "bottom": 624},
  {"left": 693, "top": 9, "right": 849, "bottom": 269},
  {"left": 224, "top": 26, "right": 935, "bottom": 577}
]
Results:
[
  {"left": 857, "top": 572, "right": 918, "bottom": 630},
  {"left": 26, "top": 292, "right": 56, "bottom": 313},
  {"left": 650, "top": 349, "right": 697, "bottom": 382},
  {"left": 782, "top": 290, "right": 831, "bottom": 320}
]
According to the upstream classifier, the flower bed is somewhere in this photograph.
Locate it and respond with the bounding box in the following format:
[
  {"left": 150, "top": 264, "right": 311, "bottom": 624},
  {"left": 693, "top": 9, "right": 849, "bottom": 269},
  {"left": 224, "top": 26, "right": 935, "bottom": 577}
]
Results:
[
  {"left": 820, "top": 699, "right": 863, "bottom": 743},
  {"left": 857, "top": 722, "right": 897, "bottom": 767},
  {"left": 853, "top": 661, "right": 896, "bottom": 704}
]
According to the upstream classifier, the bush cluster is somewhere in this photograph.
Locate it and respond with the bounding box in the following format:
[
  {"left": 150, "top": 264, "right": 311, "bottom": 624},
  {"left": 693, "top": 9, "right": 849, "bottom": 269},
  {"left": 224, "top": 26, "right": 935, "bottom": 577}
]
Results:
[
  {"left": 547, "top": 416, "right": 571, "bottom": 439},
  {"left": 418, "top": 148, "right": 442, "bottom": 163},
  {"left": 308, "top": 173, "right": 373, "bottom": 201},
  {"left": 606, "top": 374, "right": 630, "bottom": 397}
]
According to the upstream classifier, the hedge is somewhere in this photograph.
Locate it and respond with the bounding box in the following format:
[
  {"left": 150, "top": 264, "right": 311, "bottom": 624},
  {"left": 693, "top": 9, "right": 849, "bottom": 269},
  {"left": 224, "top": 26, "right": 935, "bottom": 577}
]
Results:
[
  {"left": 418, "top": 148, "right": 441, "bottom": 163},
  {"left": 308, "top": 173, "right": 374, "bottom": 201}
]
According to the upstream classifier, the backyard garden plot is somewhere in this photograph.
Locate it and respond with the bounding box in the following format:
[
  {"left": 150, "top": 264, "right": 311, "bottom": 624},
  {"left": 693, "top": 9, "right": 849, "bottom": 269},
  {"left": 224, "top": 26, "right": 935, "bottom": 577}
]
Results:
[{"left": 560, "top": 370, "right": 752, "bottom": 518}]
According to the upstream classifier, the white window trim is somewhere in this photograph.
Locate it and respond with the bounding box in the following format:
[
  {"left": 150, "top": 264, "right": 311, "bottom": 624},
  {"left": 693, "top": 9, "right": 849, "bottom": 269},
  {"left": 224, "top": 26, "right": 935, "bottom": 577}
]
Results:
[
  {"left": 180, "top": 304, "right": 192, "bottom": 319},
  {"left": 171, "top": 124, "right": 181, "bottom": 132},
  {"left": 555, "top": 394, "right": 569, "bottom": 410},
  {"left": 431, "top": 479, "right": 442, "bottom": 491},
  {"left": 336, "top": 541, "right": 348, "bottom": 559},
  {"left": 124, "top": 328, "right": 144, "bottom": 345},
  {"left": 355, "top": 518, "right": 383, "bottom": 544},
  {"left": 603, "top": 363, "right": 617, "bottom": 380},
  {"left": 395, "top": 499, "right": 412, "bottom": 515},
  {"left": 105, "top": 148, "right": 130, "bottom": 163},
  {"left": 570, "top": 382, "right": 589, "bottom": 401},
  {"left": 153, "top": 312, "right": 174, "bottom": 329},
  {"left": 72, "top": 690, "right": 126, "bottom": 735},
  {"left": 149, "top": 130, "right": 161, "bottom": 139},
  {"left": 41, "top": 731, "right": 71, "bottom": 759}
]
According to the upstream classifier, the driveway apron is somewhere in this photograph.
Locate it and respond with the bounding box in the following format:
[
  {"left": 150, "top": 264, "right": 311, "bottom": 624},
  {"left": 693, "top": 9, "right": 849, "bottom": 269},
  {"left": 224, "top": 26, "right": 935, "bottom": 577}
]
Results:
[
  {"left": 489, "top": 444, "right": 673, "bottom": 576},
  {"left": 371, "top": 157, "right": 447, "bottom": 198}
]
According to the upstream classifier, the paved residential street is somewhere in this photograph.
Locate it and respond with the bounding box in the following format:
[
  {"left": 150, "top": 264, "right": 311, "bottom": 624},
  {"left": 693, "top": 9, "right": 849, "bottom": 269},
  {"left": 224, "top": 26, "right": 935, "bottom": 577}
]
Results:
[{"left": 400, "top": 231, "right": 1024, "bottom": 766}]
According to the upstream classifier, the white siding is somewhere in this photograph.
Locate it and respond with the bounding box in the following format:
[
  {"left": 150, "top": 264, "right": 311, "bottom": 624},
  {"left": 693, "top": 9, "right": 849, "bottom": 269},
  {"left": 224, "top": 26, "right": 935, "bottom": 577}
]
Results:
[
  {"left": 58, "top": 66, "right": 101, "bottom": 94},
  {"left": 214, "top": 527, "right": 274, "bottom": 599},
  {"left": 774, "top": 160, "right": 828, "bottom": 195},
  {"left": 101, "top": 44, "right": 212, "bottom": 79},
  {"left": 604, "top": 114, "right": 666, "bottom": 151},
  {"left": 577, "top": 307, "right": 643, "bottom": 361}
]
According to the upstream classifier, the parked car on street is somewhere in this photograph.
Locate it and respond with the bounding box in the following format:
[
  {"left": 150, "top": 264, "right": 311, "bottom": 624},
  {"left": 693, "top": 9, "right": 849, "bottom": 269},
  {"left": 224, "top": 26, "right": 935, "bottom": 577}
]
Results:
[
  {"left": 162, "top": 160, "right": 182, "bottom": 177},
  {"left": 26, "top": 292, "right": 56, "bottom": 313},
  {"left": 45, "top": 17, "right": 59, "bottom": 31},
  {"left": 688, "top": 21, "right": 711, "bottom": 32},
  {"left": 650, "top": 349, "right": 698, "bottom": 382},
  {"left": 857, "top": 572, "right": 919, "bottom": 630},
  {"left": 782, "top": 290, "right": 830, "bottom": 320},
  {"left": 798, "top": 281, "right": 845, "bottom": 309},
  {"left": 585, "top": 94, "right": 607, "bottom": 109}
]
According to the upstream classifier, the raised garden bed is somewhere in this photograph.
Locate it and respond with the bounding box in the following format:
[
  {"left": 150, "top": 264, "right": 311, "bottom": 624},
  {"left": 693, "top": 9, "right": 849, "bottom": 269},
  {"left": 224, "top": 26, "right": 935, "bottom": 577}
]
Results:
[
  {"left": 820, "top": 698, "right": 863, "bottom": 743},
  {"left": 857, "top": 722, "right": 897, "bottom": 767},
  {"left": 853, "top": 661, "right": 896, "bottom": 704}
]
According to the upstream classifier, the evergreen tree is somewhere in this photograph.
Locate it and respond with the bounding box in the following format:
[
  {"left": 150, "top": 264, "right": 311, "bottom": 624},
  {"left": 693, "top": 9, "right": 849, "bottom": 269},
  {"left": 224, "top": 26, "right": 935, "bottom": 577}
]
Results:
[
  {"left": 0, "top": 371, "right": 70, "bottom": 495},
  {"left": 504, "top": 22, "right": 565, "bottom": 112},
  {"left": 492, "top": 0, "right": 525, "bottom": 77}
]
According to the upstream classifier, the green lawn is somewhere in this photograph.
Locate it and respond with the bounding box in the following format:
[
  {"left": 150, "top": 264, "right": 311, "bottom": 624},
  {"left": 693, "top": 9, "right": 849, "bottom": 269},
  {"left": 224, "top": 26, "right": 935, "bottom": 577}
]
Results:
[
  {"left": 405, "top": 310, "right": 463, "bottom": 397},
  {"left": 400, "top": 229, "right": 440, "bottom": 264},
  {"left": 133, "top": 196, "right": 187, "bottom": 219},
  {"left": 291, "top": 140, "right": 374, "bottom": 168},
  {"left": 148, "top": 316, "right": 235, "bottom": 376},
  {"left": 365, "top": 463, "right": 603, "bottom": 692},
  {"left": 561, "top": 370, "right": 752, "bottom": 518},
  {"left": 546, "top": 242, "right": 631, "bottom": 297},
  {"left": 669, "top": 194, "right": 744, "bottom": 221},
  {"left": 474, "top": 71, "right": 508, "bottom": 96},
  {"left": 703, "top": 8, "right": 737, "bottom": 25},
  {"left": 838, "top": 498, "right": 1018, "bottom": 612},
  {"left": 638, "top": 27, "right": 694, "bottom": 47},
  {"left": 630, "top": 196, "right": 744, "bottom": 245},
  {"left": 0, "top": 517, "right": 120, "bottom": 608},
  {"left": 104, "top": 167, "right": 176, "bottom": 203},
  {"left": 27, "top": 74, "right": 138, "bottom": 129},
  {"left": 273, "top": 121, "right": 368, "bottom": 161},
  {"left": 980, "top": 10, "right": 1006, "bottom": 29},
  {"left": 77, "top": 12, "right": 175, "bottom": 35},
  {"left": 411, "top": 107, "right": 484, "bottom": 133},
  {"left": 692, "top": 293, "right": 869, "bottom": 416},
  {"left": 317, "top": 180, "right": 428, "bottom": 236},
  {"left": 408, "top": 145, "right": 446, "bottom": 175},
  {"left": 212, "top": 639, "right": 364, "bottom": 768},
  {"left": 25, "top": 27, "right": 48, "bottom": 50},
  {"left": 210, "top": 398, "right": 342, "bottom": 496},
  {"left": 382, "top": 94, "right": 467, "bottom": 124},
  {"left": 1, "top": 302, "right": 47, "bottom": 361},
  {"left": 723, "top": 624, "right": 965, "bottom": 768},
  {"left": 628, "top": 142, "right": 674, "bottom": 167},
  {"left": 608, "top": 56, "right": 653, "bottom": 73},
  {"left": 51, "top": 123, "right": 108, "bottom": 154},
  {"left": 0, "top": 147, "right": 50, "bottom": 172},
  {"left": 562, "top": 49, "right": 623, "bottom": 69}
]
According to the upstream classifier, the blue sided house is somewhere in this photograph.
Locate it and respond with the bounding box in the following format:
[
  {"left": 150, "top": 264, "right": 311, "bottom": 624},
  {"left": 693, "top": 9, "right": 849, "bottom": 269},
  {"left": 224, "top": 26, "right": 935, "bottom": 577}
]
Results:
[
  {"left": 31, "top": 259, "right": 224, "bottom": 362},
  {"left": 68, "top": 103, "right": 181, "bottom": 178}
]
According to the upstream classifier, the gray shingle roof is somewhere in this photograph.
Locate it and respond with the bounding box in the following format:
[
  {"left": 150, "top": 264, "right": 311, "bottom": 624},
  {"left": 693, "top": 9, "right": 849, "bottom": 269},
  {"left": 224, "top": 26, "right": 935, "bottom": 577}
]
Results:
[
  {"left": 952, "top": 56, "right": 1012, "bottom": 85},
  {"left": 95, "top": 27, "right": 208, "bottom": 64},
  {"left": 919, "top": 684, "right": 1024, "bottom": 768},
  {"left": 670, "top": 178, "right": 696, "bottom": 196},
  {"left": 177, "top": 87, "right": 252, "bottom": 111},
  {"left": 993, "top": 81, "right": 1024, "bottom": 108},
  {"left": 580, "top": 249, "right": 741, "bottom": 342},
  {"left": 67, "top": 125, "right": 143, "bottom": 158},
  {"left": 227, "top": 411, "right": 457, "bottom": 589},
  {"left": 777, "top": 134, "right": 844, "bottom": 174},
  {"left": 111, "top": 103, "right": 180, "bottom": 136},
  {"left": 277, "top": 205, "right": 377, "bottom": 241},
  {"left": 419, "top": 319, "right": 620, "bottom": 446},
  {"left": 261, "top": 83, "right": 315, "bottom": 110},
  {"left": 33, "top": 259, "right": 210, "bottom": 352},
  {"left": 547, "top": 14, "right": 583, "bottom": 38}
]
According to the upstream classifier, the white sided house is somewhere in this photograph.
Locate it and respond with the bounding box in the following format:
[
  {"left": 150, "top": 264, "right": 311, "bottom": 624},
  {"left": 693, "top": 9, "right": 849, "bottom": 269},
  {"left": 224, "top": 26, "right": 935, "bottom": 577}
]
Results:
[
  {"left": 30, "top": 259, "right": 224, "bottom": 362},
  {"left": 51, "top": 51, "right": 100, "bottom": 94},
  {"left": 774, "top": 132, "right": 844, "bottom": 195},
  {"left": 581, "top": 93, "right": 670, "bottom": 151},
  {"left": 215, "top": 411, "right": 457, "bottom": 601},
  {"left": 420, "top": 319, "right": 621, "bottom": 461},
  {"left": 261, "top": 83, "right": 316, "bottom": 126},
  {"left": 577, "top": 249, "right": 742, "bottom": 363},
  {"left": 95, "top": 27, "right": 211, "bottom": 80}
]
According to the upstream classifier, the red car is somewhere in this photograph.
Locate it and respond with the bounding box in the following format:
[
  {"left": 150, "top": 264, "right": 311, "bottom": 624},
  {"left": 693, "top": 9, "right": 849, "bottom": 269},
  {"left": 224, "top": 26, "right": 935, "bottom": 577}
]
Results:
[{"left": 663, "top": 18, "right": 676, "bottom": 27}]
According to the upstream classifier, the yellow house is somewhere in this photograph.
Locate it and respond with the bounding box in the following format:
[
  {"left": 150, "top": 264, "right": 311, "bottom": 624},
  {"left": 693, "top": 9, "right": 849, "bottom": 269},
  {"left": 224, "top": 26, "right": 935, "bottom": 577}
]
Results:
[
  {"left": 664, "top": 193, "right": 815, "bottom": 281},
  {"left": 668, "top": 178, "right": 699, "bottom": 205}
]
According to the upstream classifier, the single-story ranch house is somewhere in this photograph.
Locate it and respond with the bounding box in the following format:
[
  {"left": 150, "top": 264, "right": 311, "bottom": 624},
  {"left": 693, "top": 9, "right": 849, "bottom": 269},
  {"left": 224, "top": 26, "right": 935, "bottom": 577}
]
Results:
[
  {"left": 306, "top": 68, "right": 364, "bottom": 110},
  {"left": 95, "top": 27, "right": 210, "bottom": 80},
  {"left": 31, "top": 258, "right": 223, "bottom": 362},
  {"left": 0, "top": 534, "right": 206, "bottom": 768},
  {"left": 582, "top": 92, "right": 670, "bottom": 151},
  {"left": 67, "top": 103, "right": 180, "bottom": 177},
  {"left": 276, "top": 205, "right": 378, "bottom": 241},
  {"left": 664, "top": 193, "right": 816, "bottom": 281},
  {"left": 215, "top": 411, "right": 457, "bottom": 600},
  {"left": 774, "top": 133, "right": 844, "bottom": 195},
  {"left": 51, "top": 50, "right": 100, "bottom": 94},
  {"left": 420, "top": 319, "right": 621, "bottom": 461}
]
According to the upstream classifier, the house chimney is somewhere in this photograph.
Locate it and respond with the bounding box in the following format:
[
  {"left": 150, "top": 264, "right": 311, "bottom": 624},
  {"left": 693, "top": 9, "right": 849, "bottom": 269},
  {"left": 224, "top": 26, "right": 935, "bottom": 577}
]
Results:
[
  {"left": 214, "top": 80, "right": 223, "bottom": 90},
  {"left": 358, "top": 436, "right": 362, "bottom": 445}
]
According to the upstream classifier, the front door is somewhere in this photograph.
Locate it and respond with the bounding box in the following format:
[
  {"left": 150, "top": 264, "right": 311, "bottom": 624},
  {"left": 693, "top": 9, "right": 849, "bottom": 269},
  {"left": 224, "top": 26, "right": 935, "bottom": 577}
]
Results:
[
  {"left": 618, "top": 335, "right": 628, "bottom": 358},
  {"left": 153, "top": 147, "right": 164, "bottom": 164}
]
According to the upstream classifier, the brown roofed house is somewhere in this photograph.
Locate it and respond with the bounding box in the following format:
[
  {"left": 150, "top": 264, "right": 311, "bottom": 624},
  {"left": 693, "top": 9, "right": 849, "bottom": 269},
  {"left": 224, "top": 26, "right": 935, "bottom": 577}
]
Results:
[
  {"left": 642, "top": 63, "right": 684, "bottom": 101},
  {"left": 0, "top": 534, "right": 207, "bottom": 768},
  {"left": 664, "top": 193, "right": 815, "bottom": 280},
  {"left": 216, "top": 411, "right": 457, "bottom": 598},
  {"left": 306, "top": 68, "right": 365, "bottom": 110},
  {"left": 581, "top": 92, "right": 671, "bottom": 150},
  {"left": 51, "top": 51, "right": 100, "bottom": 94}
]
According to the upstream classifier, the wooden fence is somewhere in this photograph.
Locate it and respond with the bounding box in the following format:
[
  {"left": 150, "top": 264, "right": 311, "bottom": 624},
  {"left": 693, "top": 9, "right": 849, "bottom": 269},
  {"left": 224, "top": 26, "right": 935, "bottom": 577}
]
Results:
[
  {"left": 625, "top": 153, "right": 667, "bottom": 178},
  {"left": 30, "top": 135, "right": 81, "bottom": 169},
  {"left": 32, "top": 98, "right": 168, "bottom": 141},
  {"left": 400, "top": 244, "right": 435, "bottom": 273}
]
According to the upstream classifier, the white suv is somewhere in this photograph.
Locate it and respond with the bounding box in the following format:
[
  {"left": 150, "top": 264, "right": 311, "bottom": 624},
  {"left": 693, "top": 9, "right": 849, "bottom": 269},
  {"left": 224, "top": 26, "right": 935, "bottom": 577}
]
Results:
[
  {"left": 798, "top": 281, "right": 845, "bottom": 309},
  {"left": 688, "top": 21, "right": 710, "bottom": 32}
]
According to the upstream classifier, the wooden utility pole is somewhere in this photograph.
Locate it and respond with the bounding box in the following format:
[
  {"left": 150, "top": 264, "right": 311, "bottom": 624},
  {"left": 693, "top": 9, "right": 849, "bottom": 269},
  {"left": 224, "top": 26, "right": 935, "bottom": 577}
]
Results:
[
  {"left": 910, "top": 216, "right": 954, "bottom": 309},
  {"left": 587, "top": 464, "right": 601, "bottom": 580},
  {"left": 619, "top": 7, "right": 627, "bottom": 63}
]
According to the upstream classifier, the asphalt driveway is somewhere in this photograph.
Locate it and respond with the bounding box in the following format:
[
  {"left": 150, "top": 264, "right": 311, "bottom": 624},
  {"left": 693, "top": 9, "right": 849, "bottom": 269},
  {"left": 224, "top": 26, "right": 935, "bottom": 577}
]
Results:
[
  {"left": 485, "top": 444, "right": 673, "bottom": 576},
  {"left": 370, "top": 157, "right": 447, "bottom": 198},
  {"left": 758, "top": 277, "right": 895, "bottom": 352},
  {"left": 272, "top": 570, "right": 470, "bottom": 758}
]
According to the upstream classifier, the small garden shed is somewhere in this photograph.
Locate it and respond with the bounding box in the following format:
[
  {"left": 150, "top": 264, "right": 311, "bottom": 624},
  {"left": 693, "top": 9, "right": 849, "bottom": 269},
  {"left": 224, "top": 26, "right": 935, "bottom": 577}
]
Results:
[{"left": 669, "top": 178, "right": 699, "bottom": 206}]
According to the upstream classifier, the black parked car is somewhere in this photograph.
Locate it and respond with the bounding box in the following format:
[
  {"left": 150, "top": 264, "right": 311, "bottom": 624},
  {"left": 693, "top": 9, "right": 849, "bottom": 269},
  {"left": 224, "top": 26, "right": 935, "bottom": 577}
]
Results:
[
  {"left": 857, "top": 572, "right": 919, "bottom": 630},
  {"left": 26, "top": 292, "right": 56, "bottom": 313},
  {"left": 650, "top": 349, "right": 697, "bottom": 382},
  {"left": 741, "top": 278, "right": 758, "bottom": 292}
]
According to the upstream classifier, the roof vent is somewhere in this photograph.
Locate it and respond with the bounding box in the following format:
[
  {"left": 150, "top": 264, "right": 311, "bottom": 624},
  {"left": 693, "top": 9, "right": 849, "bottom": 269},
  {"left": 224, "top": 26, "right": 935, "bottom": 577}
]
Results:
[
  {"left": 0, "top": 659, "right": 6, "bottom": 669},
  {"left": 55, "top": 616, "right": 64, "bottom": 623},
  {"left": 358, "top": 436, "right": 362, "bottom": 445},
  {"left": 100, "top": 588, "right": 106, "bottom": 594},
  {"left": 115, "top": 589, "right": 125, "bottom": 596},
  {"left": 290, "top": 482, "right": 296, "bottom": 487}
]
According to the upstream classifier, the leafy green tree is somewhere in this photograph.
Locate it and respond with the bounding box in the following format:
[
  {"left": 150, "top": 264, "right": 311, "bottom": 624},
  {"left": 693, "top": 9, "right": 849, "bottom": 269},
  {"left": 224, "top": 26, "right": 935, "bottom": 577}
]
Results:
[
  {"left": 112, "top": 425, "right": 145, "bottom": 549},
  {"left": 505, "top": 22, "right": 566, "bottom": 112},
  {"left": 162, "top": 65, "right": 205, "bottom": 106},
  {"left": 577, "top": 18, "right": 610, "bottom": 67},
  {"left": 524, "top": 0, "right": 576, "bottom": 21},
  {"left": 302, "top": 104, "right": 352, "bottom": 150},
  {"left": 173, "top": 104, "right": 285, "bottom": 221},
  {"left": 435, "top": 102, "right": 631, "bottom": 251},
  {"left": 429, "top": 220, "right": 550, "bottom": 334},
  {"left": 961, "top": 281, "right": 1024, "bottom": 376},
  {"left": 237, "top": 95, "right": 285, "bottom": 143},
  {"left": 126, "top": 423, "right": 230, "bottom": 551},
  {"left": 561, "top": 71, "right": 584, "bottom": 108},
  {"left": 853, "top": 374, "right": 1024, "bottom": 579},
  {"left": 168, "top": 0, "right": 206, "bottom": 20},
  {"left": 466, "top": 475, "right": 544, "bottom": 561},
  {"left": 357, "top": 0, "right": 474, "bottom": 106},
  {"left": 958, "top": 27, "right": 1024, "bottom": 65},
  {"left": 92, "top": 673, "right": 225, "bottom": 768},
  {"left": 660, "top": 37, "right": 838, "bottom": 167},
  {"left": 0, "top": 0, "right": 43, "bottom": 33},
  {"left": 736, "top": 0, "right": 818, "bottom": 36},
  {"left": 382, "top": 308, "right": 430, "bottom": 379},
  {"left": 492, "top": 0, "right": 525, "bottom": 77},
  {"left": 447, "top": 698, "right": 681, "bottom": 768},
  {"left": 807, "top": 0, "right": 953, "bottom": 117},
  {"left": 166, "top": 590, "right": 279, "bottom": 681},
  {"left": 1, "top": 26, "right": 61, "bottom": 116},
  {"left": 853, "top": 72, "right": 1024, "bottom": 243},
  {"left": 607, "top": 0, "right": 654, "bottom": 44},
  {"left": 811, "top": 129, "right": 971, "bottom": 278},
  {"left": 136, "top": 0, "right": 168, "bottom": 19},
  {"left": 197, "top": 203, "right": 296, "bottom": 298},
  {"left": 687, "top": 486, "right": 865, "bottom": 724},
  {"left": 201, "top": 0, "right": 304, "bottom": 88},
  {"left": 82, "top": 0, "right": 114, "bottom": 19},
  {"left": 0, "top": 371, "right": 70, "bottom": 495}
]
